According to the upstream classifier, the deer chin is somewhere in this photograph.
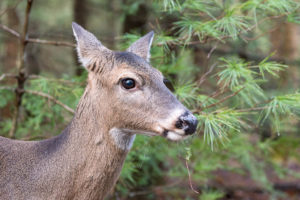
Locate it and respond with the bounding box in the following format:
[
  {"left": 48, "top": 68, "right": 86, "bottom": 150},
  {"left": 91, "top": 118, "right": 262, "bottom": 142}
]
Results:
[
  {"left": 117, "top": 127, "right": 189, "bottom": 141},
  {"left": 162, "top": 129, "right": 188, "bottom": 141},
  {"left": 118, "top": 128, "right": 157, "bottom": 136}
]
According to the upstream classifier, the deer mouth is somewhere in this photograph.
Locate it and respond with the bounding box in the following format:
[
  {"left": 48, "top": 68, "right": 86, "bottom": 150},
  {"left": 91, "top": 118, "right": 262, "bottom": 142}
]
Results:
[
  {"left": 162, "top": 129, "right": 189, "bottom": 141},
  {"left": 117, "top": 128, "right": 189, "bottom": 141}
]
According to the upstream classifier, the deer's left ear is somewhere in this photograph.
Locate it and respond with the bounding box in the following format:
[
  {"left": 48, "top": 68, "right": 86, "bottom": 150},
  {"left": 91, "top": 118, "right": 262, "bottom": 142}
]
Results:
[{"left": 127, "top": 31, "right": 154, "bottom": 62}]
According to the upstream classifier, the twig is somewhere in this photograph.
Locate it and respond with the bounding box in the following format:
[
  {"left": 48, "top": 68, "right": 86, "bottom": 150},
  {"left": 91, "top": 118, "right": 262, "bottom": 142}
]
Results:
[
  {"left": 197, "top": 63, "right": 217, "bottom": 86},
  {"left": 193, "top": 87, "right": 229, "bottom": 112},
  {"left": 207, "top": 41, "right": 219, "bottom": 59},
  {"left": 0, "top": 24, "right": 20, "bottom": 38},
  {"left": 0, "top": 74, "right": 17, "bottom": 82},
  {"left": 9, "top": 0, "right": 33, "bottom": 138},
  {"left": 210, "top": 88, "right": 229, "bottom": 99},
  {"left": 235, "top": 106, "right": 269, "bottom": 113},
  {"left": 185, "top": 160, "right": 200, "bottom": 194},
  {"left": 0, "top": 25, "right": 75, "bottom": 48},
  {"left": 24, "top": 89, "right": 75, "bottom": 114},
  {"left": 26, "top": 38, "right": 76, "bottom": 47},
  {"left": 204, "top": 87, "right": 245, "bottom": 110},
  {"left": 0, "top": 86, "right": 75, "bottom": 114}
]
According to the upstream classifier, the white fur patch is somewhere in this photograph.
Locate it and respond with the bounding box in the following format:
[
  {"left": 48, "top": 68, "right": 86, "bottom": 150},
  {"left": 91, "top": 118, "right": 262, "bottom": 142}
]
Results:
[
  {"left": 109, "top": 128, "right": 136, "bottom": 151},
  {"left": 146, "top": 34, "right": 154, "bottom": 62},
  {"left": 166, "top": 131, "right": 187, "bottom": 141}
]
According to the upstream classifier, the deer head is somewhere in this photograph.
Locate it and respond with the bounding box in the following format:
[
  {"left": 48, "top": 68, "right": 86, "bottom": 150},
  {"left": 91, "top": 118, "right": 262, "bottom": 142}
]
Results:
[{"left": 72, "top": 22, "right": 198, "bottom": 145}]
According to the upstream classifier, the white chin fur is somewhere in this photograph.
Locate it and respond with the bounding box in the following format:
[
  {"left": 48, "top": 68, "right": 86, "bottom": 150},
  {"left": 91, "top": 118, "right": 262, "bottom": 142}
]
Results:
[
  {"left": 109, "top": 128, "right": 136, "bottom": 151},
  {"left": 166, "top": 131, "right": 187, "bottom": 141},
  {"left": 113, "top": 128, "right": 188, "bottom": 143}
]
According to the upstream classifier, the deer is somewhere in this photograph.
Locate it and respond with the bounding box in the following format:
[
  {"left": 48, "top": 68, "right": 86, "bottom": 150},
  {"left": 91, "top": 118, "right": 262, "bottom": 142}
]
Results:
[{"left": 0, "top": 22, "right": 198, "bottom": 200}]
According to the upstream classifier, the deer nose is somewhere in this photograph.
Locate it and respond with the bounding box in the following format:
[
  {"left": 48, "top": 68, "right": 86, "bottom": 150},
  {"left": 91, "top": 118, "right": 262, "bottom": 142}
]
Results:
[{"left": 175, "top": 112, "right": 198, "bottom": 135}]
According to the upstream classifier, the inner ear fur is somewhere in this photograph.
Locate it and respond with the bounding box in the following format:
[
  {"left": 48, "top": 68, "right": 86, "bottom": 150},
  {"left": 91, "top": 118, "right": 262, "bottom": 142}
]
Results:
[{"left": 127, "top": 31, "right": 154, "bottom": 62}]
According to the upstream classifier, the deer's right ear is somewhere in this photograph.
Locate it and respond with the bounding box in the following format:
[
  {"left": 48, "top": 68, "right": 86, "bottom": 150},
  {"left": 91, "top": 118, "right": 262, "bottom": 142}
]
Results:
[
  {"left": 72, "top": 22, "right": 109, "bottom": 68},
  {"left": 127, "top": 31, "right": 154, "bottom": 62}
]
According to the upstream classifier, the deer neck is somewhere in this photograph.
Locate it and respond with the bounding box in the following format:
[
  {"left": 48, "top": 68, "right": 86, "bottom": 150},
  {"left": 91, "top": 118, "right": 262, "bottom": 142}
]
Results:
[
  {"left": 43, "top": 87, "right": 135, "bottom": 199},
  {"left": 71, "top": 85, "right": 136, "bottom": 151}
]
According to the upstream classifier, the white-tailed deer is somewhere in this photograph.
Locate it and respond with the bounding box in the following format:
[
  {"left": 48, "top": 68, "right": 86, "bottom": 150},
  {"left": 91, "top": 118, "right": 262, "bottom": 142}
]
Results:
[{"left": 0, "top": 22, "right": 198, "bottom": 200}]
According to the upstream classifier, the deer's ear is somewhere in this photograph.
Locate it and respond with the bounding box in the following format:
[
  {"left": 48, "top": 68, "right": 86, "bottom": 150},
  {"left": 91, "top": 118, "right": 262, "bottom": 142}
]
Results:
[
  {"left": 72, "top": 22, "right": 109, "bottom": 67},
  {"left": 127, "top": 31, "right": 154, "bottom": 62}
]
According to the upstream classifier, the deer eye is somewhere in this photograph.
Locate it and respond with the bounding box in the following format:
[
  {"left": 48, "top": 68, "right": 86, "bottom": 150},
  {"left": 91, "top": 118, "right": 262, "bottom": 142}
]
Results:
[
  {"left": 163, "top": 78, "right": 175, "bottom": 92},
  {"left": 121, "top": 78, "right": 136, "bottom": 89}
]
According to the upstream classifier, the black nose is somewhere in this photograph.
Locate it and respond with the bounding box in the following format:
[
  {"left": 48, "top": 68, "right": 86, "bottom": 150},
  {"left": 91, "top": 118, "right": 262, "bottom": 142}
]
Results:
[{"left": 175, "top": 112, "right": 198, "bottom": 135}]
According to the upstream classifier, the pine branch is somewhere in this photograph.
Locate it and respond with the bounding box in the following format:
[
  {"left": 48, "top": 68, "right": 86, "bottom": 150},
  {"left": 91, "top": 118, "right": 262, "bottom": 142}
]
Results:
[
  {"left": 156, "top": 13, "right": 289, "bottom": 47},
  {"left": 204, "top": 87, "right": 245, "bottom": 110}
]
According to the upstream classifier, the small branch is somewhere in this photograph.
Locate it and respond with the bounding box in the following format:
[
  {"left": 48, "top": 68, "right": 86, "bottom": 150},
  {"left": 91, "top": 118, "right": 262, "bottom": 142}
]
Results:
[
  {"left": 235, "top": 106, "right": 269, "bottom": 113},
  {"left": 24, "top": 89, "right": 75, "bottom": 114},
  {"left": 0, "top": 86, "right": 75, "bottom": 113},
  {"left": 210, "top": 88, "right": 229, "bottom": 99},
  {"left": 185, "top": 160, "right": 200, "bottom": 194},
  {"left": 207, "top": 41, "right": 219, "bottom": 59},
  {"left": 26, "top": 38, "right": 76, "bottom": 47},
  {"left": 204, "top": 87, "right": 245, "bottom": 110},
  {"left": 197, "top": 63, "right": 217, "bottom": 86},
  {"left": 0, "top": 24, "right": 75, "bottom": 47},
  {"left": 0, "top": 74, "right": 17, "bottom": 82},
  {"left": 0, "top": 24, "right": 20, "bottom": 38},
  {"left": 0, "top": 25, "right": 76, "bottom": 49}
]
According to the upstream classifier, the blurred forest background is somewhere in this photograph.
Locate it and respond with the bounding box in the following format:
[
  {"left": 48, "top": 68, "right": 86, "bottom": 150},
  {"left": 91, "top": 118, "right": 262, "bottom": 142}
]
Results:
[{"left": 1, "top": 0, "right": 300, "bottom": 199}]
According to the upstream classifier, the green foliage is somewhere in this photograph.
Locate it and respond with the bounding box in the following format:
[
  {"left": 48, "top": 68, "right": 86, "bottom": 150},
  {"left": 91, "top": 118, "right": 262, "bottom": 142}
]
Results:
[
  {"left": 198, "top": 110, "right": 242, "bottom": 150},
  {"left": 260, "top": 93, "right": 300, "bottom": 133},
  {"left": 217, "top": 58, "right": 255, "bottom": 89},
  {"left": 0, "top": 74, "right": 85, "bottom": 138}
]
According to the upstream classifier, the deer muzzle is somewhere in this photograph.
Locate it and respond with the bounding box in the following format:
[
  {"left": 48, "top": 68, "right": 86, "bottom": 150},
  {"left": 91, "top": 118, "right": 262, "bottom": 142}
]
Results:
[
  {"left": 175, "top": 111, "right": 198, "bottom": 135},
  {"left": 157, "top": 109, "right": 198, "bottom": 141}
]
